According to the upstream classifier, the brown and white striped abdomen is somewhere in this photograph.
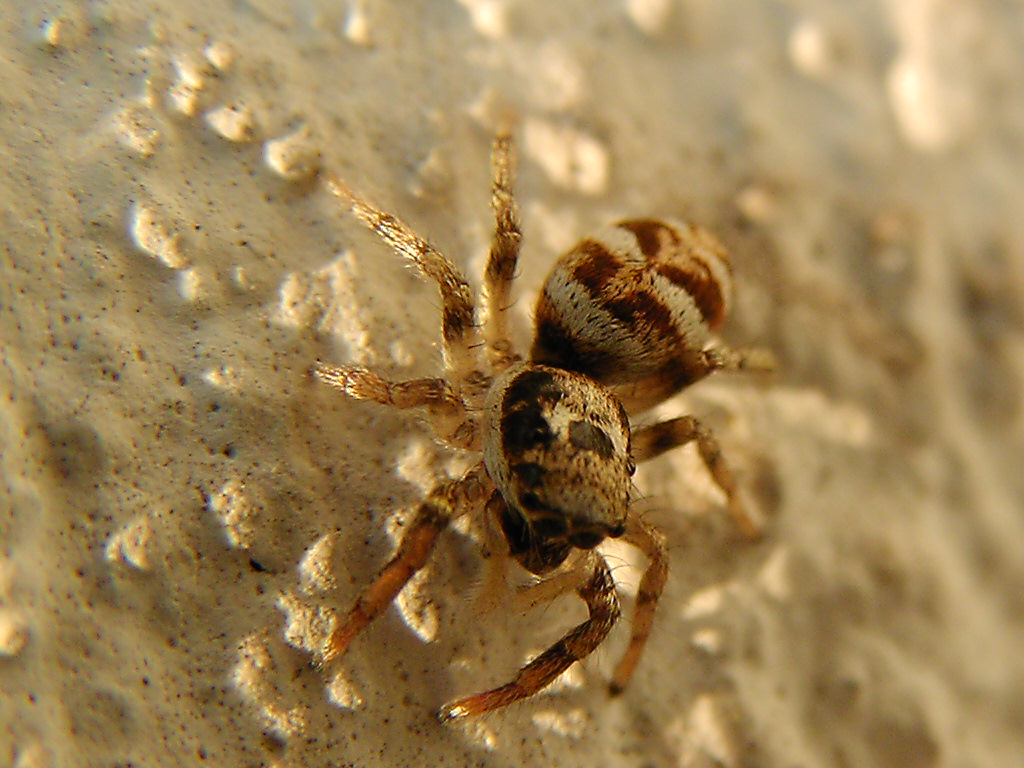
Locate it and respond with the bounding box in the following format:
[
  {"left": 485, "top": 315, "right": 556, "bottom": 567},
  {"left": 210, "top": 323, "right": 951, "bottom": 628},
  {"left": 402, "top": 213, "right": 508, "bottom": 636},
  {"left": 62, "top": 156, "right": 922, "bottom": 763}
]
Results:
[{"left": 531, "top": 219, "right": 733, "bottom": 410}]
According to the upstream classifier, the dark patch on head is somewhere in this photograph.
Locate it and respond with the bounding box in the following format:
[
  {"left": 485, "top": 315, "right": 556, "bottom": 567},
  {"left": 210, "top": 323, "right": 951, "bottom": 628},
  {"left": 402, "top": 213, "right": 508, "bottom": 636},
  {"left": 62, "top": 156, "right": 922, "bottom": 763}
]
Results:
[
  {"left": 656, "top": 262, "right": 726, "bottom": 329},
  {"left": 510, "top": 462, "right": 545, "bottom": 488},
  {"left": 568, "top": 420, "right": 615, "bottom": 459},
  {"left": 571, "top": 240, "right": 622, "bottom": 298},
  {"left": 499, "top": 366, "right": 565, "bottom": 456},
  {"left": 503, "top": 368, "right": 564, "bottom": 410},
  {"left": 501, "top": 369, "right": 567, "bottom": 455},
  {"left": 501, "top": 407, "right": 554, "bottom": 455},
  {"left": 617, "top": 219, "right": 678, "bottom": 258}
]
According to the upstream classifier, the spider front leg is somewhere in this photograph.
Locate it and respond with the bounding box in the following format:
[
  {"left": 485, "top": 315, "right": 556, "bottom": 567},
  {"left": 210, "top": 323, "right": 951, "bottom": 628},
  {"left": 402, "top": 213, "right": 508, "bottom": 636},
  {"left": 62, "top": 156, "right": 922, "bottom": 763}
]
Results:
[
  {"left": 482, "top": 131, "right": 523, "bottom": 372},
  {"left": 632, "top": 415, "right": 762, "bottom": 538},
  {"left": 609, "top": 515, "right": 668, "bottom": 695},
  {"left": 314, "top": 362, "right": 479, "bottom": 450},
  {"left": 323, "top": 175, "right": 484, "bottom": 387},
  {"left": 438, "top": 552, "right": 620, "bottom": 722},
  {"left": 321, "top": 466, "right": 490, "bottom": 664}
]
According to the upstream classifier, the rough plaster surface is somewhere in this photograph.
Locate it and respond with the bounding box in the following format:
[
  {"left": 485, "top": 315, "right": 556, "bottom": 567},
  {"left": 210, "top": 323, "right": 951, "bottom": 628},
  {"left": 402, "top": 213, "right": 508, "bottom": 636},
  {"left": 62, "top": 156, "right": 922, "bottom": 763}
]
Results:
[{"left": 2, "top": 1, "right": 1023, "bottom": 766}]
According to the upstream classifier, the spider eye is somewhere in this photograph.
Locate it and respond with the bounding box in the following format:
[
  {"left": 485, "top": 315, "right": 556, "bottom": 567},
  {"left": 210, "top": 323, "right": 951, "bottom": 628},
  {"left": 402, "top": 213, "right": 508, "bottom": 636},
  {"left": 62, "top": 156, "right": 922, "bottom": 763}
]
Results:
[{"left": 608, "top": 523, "right": 626, "bottom": 538}]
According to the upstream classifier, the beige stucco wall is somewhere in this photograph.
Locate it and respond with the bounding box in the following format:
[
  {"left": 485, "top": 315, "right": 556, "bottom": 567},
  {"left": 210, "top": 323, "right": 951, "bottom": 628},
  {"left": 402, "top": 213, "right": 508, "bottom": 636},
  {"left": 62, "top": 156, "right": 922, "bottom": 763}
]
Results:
[{"left": 2, "top": 1, "right": 1022, "bottom": 766}]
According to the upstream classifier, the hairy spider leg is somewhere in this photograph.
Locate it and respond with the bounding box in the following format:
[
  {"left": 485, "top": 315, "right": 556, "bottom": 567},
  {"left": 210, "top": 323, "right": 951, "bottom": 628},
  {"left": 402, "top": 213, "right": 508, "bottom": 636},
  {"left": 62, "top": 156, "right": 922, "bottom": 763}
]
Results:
[
  {"left": 321, "top": 466, "right": 490, "bottom": 664},
  {"left": 314, "top": 362, "right": 479, "bottom": 451},
  {"left": 482, "top": 131, "right": 523, "bottom": 372},
  {"left": 438, "top": 552, "right": 620, "bottom": 722},
  {"left": 703, "top": 345, "right": 777, "bottom": 376},
  {"left": 324, "top": 175, "right": 484, "bottom": 388},
  {"left": 608, "top": 515, "right": 669, "bottom": 694},
  {"left": 632, "top": 415, "right": 762, "bottom": 538}
]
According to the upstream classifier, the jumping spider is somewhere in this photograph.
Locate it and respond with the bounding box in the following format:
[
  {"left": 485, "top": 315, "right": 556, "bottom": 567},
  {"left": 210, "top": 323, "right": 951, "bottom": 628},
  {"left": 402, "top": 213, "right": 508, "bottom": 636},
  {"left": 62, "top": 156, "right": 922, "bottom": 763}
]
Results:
[{"left": 314, "top": 132, "right": 772, "bottom": 722}]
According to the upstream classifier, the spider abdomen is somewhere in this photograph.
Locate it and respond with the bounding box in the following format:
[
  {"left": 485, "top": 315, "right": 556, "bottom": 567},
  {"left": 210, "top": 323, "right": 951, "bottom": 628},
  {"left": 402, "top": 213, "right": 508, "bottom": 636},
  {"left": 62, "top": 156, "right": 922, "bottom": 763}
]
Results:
[{"left": 531, "top": 219, "right": 733, "bottom": 409}]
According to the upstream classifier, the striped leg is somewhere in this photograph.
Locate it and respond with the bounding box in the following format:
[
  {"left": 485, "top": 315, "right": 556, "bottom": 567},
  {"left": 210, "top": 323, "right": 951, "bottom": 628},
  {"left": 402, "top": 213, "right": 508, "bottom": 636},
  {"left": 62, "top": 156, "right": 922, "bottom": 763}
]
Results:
[
  {"left": 324, "top": 175, "right": 482, "bottom": 383},
  {"left": 321, "top": 466, "right": 489, "bottom": 664},
  {"left": 438, "top": 553, "right": 620, "bottom": 722},
  {"left": 704, "top": 345, "right": 777, "bottom": 375},
  {"left": 632, "top": 415, "right": 762, "bottom": 538},
  {"left": 314, "top": 362, "right": 479, "bottom": 450},
  {"left": 482, "top": 131, "right": 523, "bottom": 371},
  {"left": 609, "top": 515, "right": 668, "bottom": 694}
]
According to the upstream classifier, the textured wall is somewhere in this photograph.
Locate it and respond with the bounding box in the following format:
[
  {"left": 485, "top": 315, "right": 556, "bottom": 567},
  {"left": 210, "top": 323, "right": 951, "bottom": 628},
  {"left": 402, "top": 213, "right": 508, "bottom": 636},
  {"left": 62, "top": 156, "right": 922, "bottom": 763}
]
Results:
[{"left": 2, "top": 1, "right": 1022, "bottom": 766}]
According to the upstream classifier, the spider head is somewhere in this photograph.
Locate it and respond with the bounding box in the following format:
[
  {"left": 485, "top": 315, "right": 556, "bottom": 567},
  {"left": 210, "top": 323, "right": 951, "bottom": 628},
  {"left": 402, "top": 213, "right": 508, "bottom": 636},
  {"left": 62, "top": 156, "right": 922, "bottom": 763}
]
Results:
[{"left": 484, "top": 365, "right": 633, "bottom": 569}]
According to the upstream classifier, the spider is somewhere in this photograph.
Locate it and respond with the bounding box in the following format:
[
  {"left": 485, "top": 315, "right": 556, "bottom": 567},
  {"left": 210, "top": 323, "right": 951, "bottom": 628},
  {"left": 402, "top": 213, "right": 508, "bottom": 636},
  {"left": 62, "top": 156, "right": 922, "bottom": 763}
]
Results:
[{"left": 313, "top": 132, "right": 771, "bottom": 722}]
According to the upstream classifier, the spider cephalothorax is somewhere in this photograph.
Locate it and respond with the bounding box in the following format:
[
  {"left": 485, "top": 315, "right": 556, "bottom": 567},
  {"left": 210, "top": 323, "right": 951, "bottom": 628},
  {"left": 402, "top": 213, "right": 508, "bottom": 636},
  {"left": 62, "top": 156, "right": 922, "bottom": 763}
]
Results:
[
  {"left": 312, "top": 132, "right": 771, "bottom": 721},
  {"left": 485, "top": 364, "right": 632, "bottom": 562}
]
